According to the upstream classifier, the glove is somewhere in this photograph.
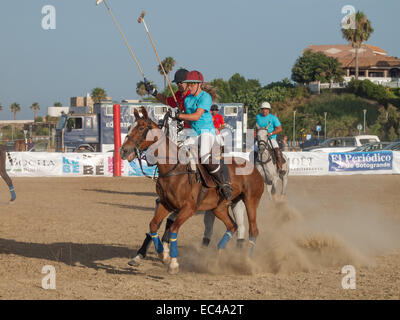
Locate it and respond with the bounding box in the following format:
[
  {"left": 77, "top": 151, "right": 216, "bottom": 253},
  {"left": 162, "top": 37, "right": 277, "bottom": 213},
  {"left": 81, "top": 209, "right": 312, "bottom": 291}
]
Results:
[
  {"left": 173, "top": 109, "right": 182, "bottom": 121},
  {"left": 144, "top": 78, "right": 158, "bottom": 97}
]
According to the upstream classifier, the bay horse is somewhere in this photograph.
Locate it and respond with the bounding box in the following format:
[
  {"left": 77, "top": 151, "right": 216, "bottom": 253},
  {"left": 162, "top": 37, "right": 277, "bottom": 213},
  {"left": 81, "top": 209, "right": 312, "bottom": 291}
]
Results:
[
  {"left": 0, "top": 146, "right": 16, "bottom": 202},
  {"left": 256, "top": 128, "right": 289, "bottom": 201},
  {"left": 120, "top": 107, "right": 264, "bottom": 274}
]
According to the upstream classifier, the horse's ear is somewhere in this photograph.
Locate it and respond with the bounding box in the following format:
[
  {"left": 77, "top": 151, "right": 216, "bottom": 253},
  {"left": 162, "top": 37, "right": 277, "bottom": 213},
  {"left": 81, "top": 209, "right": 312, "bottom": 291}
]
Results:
[
  {"left": 133, "top": 108, "right": 140, "bottom": 120},
  {"left": 140, "top": 106, "right": 148, "bottom": 119}
]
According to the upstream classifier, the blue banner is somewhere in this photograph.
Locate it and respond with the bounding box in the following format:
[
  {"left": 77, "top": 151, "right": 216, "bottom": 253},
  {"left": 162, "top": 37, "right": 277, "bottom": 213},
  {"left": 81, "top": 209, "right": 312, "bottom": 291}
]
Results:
[
  {"left": 329, "top": 151, "right": 393, "bottom": 172},
  {"left": 127, "top": 159, "right": 158, "bottom": 177}
]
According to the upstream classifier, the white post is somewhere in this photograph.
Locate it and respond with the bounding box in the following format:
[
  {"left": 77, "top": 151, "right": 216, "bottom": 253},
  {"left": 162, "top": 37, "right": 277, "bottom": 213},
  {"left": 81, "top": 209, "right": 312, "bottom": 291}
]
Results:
[
  {"left": 293, "top": 110, "right": 296, "bottom": 144},
  {"left": 363, "top": 109, "right": 367, "bottom": 134}
]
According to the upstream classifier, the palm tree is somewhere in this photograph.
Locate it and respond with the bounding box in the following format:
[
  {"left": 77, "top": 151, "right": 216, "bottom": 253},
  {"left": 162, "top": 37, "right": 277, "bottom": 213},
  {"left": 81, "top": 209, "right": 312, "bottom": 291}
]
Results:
[
  {"left": 341, "top": 11, "right": 374, "bottom": 80},
  {"left": 53, "top": 102, "right": 63, "bottom": 107},
  {"left": 158, "top": 57, "right": 176, "bottom": 89},
  {"left": 136, "top": 81, "right": 157, "bottom": 99},
  {"left": 0, "top": 104, "right": 3, "bottom": 112},
  {"left": 91, "top": 87, "right": 107, "bottom": 104},
  {"left": 10, "top": 103, "right": 21, "bottom": 120},
  {"left": 30, "top": 102, "right": 40, "bottom": 120},
  {"left": 136, "top": 81, "right": 147, "bottom": 99}
]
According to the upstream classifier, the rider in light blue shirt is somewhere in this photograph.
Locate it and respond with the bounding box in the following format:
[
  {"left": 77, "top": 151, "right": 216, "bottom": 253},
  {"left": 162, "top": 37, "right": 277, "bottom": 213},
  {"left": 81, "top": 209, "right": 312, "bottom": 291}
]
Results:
[
  {"left": 176, "top": 70, "right": 232, "bottom": 200},
  {"left": 255, "top": 101, "right": 286, "bottom": 177},
  {"left": 184, "top": 90, "right": 215, "bottom": 136},
  {"left": 256, "top": 113, "right": 281, "bottom": 140}
]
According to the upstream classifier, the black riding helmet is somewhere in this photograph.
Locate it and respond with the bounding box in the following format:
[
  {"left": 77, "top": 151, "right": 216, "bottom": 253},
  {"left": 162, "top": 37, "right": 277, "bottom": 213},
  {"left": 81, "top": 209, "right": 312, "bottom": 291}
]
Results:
[
  {"left": 211, "top": 104, "right": 219, "bottom": 111},
  {"left": 172, "top": 68, "right": 189, "bottom": 83}
]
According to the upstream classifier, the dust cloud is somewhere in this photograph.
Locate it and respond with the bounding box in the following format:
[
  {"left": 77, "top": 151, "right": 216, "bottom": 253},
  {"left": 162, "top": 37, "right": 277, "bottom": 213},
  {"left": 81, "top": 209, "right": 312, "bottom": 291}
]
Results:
[{"left": 179, "top": 198, "right": 400, "bottom": 275}]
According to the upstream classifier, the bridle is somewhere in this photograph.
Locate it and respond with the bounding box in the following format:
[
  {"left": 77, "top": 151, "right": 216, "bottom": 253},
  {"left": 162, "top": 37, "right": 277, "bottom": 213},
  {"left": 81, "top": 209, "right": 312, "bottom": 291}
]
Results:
[
  {"left": 256, "top": 128, "right": 274, "bottom": 165},
  {"left": 125, "top": 112, "right": 193, "bottom": 180}
]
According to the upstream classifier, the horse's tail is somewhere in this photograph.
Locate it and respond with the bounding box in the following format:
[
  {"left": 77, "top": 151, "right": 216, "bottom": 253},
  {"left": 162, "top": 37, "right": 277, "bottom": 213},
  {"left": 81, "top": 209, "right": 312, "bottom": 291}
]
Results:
[{"left": 7, "top": 151, "right": 13, "bottom": 166}]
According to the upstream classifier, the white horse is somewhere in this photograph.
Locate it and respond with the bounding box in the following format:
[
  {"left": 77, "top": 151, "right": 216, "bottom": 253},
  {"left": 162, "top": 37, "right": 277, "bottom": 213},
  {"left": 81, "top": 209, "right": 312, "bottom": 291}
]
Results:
[{"left": 255, "top": 129, "right": 289, "bottom": 201}]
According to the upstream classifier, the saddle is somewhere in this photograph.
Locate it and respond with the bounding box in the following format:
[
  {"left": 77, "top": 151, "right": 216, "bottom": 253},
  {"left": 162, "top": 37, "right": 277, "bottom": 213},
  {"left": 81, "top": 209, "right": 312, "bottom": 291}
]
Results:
[{"left": 196, "top": 164, "right": 217, "bottom": 188}]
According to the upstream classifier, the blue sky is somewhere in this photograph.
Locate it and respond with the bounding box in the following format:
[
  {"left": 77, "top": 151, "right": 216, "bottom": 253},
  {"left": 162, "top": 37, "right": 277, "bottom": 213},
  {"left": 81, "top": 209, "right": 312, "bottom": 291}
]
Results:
[{"left": 0, "top": 0, "right": 399, "bottom": 120}]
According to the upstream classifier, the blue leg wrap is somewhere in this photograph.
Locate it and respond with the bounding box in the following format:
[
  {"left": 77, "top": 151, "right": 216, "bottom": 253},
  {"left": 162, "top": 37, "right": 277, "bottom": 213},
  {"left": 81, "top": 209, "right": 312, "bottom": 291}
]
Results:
[
  {"left": 9, "top": 186, "right": 16, "bottom": 202},
  {"left": 150, "top": 232, "right": 164, "bottom": 254},
  {"left": 249, "top": 236, "right": 256, "bottom": 258},
  {"left": 169, "top": 232, "right": 178, "bottom": 258},
  {"left": 218, "top": 230, "right": 233, "bottom": 250}
]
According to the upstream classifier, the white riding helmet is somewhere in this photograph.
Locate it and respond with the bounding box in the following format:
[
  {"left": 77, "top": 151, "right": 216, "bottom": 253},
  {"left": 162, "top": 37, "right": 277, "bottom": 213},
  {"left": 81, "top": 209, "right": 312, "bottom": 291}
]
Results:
[{"left": 260, "top": 102, "right": 271, "bottom": 109}]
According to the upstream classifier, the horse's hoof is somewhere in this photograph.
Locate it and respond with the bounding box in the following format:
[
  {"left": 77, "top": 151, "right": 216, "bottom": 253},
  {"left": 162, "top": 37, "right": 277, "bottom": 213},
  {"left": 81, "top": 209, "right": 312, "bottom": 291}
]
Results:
[
  {"left": 128, "top": 254, "right": 143, "bottom": 267},
  {"left": 159, "top": 252, "right": 171, "bottom": 265},
  {"left": 168, "top": 258, "right": 179, "bottom": 274}
]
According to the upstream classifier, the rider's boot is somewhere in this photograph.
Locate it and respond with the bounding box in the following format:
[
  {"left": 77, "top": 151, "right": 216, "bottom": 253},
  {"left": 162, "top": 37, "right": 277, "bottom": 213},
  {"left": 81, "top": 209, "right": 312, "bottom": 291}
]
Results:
[
  {"left": 204, "top": 161, "right": 233, "bottom": 201},
  {"left": 274, "top": 148, "right": 286, "bottom": 178}
]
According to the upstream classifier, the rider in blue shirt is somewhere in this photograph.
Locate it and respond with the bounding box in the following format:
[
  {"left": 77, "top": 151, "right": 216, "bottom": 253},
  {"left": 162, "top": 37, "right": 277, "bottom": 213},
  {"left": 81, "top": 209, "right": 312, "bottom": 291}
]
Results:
[
  {"left": 176, "top": 70, "right": 232, "bottom": 200},
  {"left": 256, "top": 101, "right": 286, "bottom": 177}
]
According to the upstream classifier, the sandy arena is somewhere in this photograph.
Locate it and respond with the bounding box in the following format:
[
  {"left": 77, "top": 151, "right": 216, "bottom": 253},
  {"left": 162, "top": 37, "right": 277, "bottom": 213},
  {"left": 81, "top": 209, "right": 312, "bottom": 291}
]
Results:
[{"left": 0, "top": 175, "right": 399, "bottom": 300}]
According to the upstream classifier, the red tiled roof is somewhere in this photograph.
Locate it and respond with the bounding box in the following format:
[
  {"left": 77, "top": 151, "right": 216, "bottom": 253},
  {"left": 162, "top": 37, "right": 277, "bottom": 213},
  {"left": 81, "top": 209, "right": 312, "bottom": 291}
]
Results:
[{"left": 305, "top": 44, "right": 400, "bottom": 69}]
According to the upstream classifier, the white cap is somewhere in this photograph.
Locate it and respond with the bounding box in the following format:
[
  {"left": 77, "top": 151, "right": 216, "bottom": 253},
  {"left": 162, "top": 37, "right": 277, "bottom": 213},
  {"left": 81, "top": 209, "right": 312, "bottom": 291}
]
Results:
[{"left": 260, "top": 102, "right": 271, "bottom": 109}]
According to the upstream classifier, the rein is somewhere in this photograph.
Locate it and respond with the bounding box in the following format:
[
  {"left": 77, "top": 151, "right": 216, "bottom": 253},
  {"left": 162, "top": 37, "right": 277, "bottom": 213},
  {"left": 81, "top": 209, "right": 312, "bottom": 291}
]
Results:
[
  {"left": 128, "top": 112, "right": 194, "bottom": 180},
  {"left": 256, "top": 138, "right": 273, "bottom": 165}
]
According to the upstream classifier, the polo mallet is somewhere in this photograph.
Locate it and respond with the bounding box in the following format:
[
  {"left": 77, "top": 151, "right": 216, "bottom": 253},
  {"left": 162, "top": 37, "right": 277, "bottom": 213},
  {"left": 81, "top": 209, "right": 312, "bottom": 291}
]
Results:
[
  {"left": 138, "top": 11, "right": 178, "bottom": 106},
  {"left": 96, "top": 0, "right": 146, "bottom": 80}
]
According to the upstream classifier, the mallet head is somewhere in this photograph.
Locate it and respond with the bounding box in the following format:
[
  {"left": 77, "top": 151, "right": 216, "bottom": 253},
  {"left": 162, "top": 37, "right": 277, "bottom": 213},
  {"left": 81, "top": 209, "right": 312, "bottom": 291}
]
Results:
[
  {"left": 138, "top": 11, "right": 146, "bottom": 23},
  {"left": 96, "top": 0, "right": 104, "bottom": 5}
]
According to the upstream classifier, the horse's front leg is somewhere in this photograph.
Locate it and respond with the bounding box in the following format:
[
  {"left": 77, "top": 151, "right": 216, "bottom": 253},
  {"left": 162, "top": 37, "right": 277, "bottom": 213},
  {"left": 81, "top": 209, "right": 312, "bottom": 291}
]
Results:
[
  {"left": 168, "top": 204, "right": 196, "bottom": 274},
  {"left": 280, "top": 162, "right": 289, "bottom": 200},
  {"left": 149, "top": 201, "right": 172, "bottom": 265}
]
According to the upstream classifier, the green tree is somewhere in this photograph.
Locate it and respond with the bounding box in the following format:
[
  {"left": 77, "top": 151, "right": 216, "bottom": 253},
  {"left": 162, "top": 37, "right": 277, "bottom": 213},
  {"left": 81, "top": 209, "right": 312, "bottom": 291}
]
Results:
[
  {"left": 210, "top": 78, "right": 234, "bottom": 102},
  {"left": 91, "top": 88, "right": 107, "bottom": 104},
  {"left": 30, "top": 102, "right": 40, "bottom": 120},
  {"left": 10, "top": 102, "right": 21, "bottom": 120},
  {"left": 53, "top": 102, "right": 63, "bottom": 107},
  {"left": 347, "top": 79, "right": 396, "bottom": 107},
  {"left": 161, "top": 84, "right": 178, "bottom": 97},
  {"left": 341, "top": 11, "right": 374, "bottom": 80},
  {"left": 158, "top": 57, "right": 176, "bottom": 89},
  {"left": 375, "top": 105, "right": 400, "bottom": 140},
  {"left": 291, "top": 50, "right": 345, "bottom": 84}
]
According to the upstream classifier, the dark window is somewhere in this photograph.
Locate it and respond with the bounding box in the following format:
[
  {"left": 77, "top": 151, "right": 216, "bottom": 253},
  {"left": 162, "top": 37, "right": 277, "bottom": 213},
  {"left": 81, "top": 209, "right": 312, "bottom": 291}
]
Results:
[
  {"left": 369, "top": 72, "right": 384, "bottom": 78},
  {"left": 67, "top": 117, "right": 83, "bottom": 130},
  {"left": 349, "top": 70, "right": 365, "bottom": 76},
  {"left": 343, "top": 138, "right": 356, "bottom": 146}
]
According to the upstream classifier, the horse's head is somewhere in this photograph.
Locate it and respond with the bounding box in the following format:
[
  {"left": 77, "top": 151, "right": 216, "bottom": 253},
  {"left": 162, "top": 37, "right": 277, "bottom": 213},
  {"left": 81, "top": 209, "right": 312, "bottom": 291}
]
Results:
[
  {"left": 120, "top": 106, "right": 159, "bottom": 162},
  {"left": 256, "top": 128, "right": 269, "bottom": 154}
]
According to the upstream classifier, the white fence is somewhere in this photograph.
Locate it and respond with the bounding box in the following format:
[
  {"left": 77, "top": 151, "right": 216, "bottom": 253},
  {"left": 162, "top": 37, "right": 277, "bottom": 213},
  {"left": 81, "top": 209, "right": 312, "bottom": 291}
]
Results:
[{"left": 5, "top": 151, "right": 400, "bottom": 177}]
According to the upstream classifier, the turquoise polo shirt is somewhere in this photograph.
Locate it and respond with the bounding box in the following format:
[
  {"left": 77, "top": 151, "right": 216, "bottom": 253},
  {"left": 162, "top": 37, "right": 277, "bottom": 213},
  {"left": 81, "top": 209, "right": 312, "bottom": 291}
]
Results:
[
  {"left": 256, "top": 113, "right": 281, "bottom": 140},
  {"left": 184, "top": 91, "right": 215, "bottom": 136}
]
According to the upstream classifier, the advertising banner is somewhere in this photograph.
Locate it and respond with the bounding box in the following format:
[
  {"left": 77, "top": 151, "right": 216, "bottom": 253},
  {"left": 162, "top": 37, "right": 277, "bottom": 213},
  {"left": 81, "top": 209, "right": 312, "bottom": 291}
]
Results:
[
  {"left": 5, "top": 151, "right": 400, "bottom": 177},
  {"left": 6, "top": 152, "right": 61, "bottom": 177},
  {"left": 284, "top": 152, "right": 329, "bottom": 176},
  {"left": 393, "top": 151, "right": 400, "bottom": 174},
  {"left": 329, "top": 151, "right": 393, "bottom": 172}
]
